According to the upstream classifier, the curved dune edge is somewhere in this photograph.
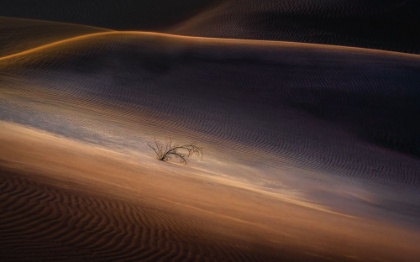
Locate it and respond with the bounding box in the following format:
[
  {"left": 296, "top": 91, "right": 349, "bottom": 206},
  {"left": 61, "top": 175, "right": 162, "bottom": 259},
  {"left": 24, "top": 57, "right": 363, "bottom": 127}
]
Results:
[
  {"left": 2, "top": 30, "right": 420, "bottom": 62},
  {"left": 0, "top": 16, "right": 112, "bottom": 58},
  {"left": 170, "top": 0, "right": 420, "bottom": 55}
]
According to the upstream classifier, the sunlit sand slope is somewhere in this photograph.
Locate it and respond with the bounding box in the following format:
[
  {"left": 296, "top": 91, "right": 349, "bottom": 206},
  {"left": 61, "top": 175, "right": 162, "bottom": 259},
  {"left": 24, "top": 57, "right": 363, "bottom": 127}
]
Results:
[
  {"left": 173, "top": 0, "right": 420, "bottom": 53},
  {"left": 2, "top": 31, "right": 420, "bottom": 232},
  {"left": 1, "top": 32, "right": 420, "bottom": 186},
  {"left": 0, "top": 17, "right": 110, "bottom": 57},
  {"left": 1, "top": 122, "right": 420, "bottom": 262}
]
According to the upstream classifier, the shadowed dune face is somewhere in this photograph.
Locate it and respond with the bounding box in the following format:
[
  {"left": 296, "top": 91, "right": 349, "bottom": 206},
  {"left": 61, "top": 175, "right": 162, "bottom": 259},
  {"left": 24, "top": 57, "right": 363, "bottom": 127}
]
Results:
[
  {"left": 3, "top": 1, "right": 420, "bottom": 53},
  {"left": 173, "top": 0, "right": 420, "bottom": 53}
]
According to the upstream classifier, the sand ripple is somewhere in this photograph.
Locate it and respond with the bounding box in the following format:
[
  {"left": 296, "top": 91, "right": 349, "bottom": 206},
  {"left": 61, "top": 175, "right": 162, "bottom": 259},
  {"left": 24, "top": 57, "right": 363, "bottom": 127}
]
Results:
[
  {"left": 0, "top": 170, "right": 287, "bottom": 261},
  {"left": 1, "top": 32, "right": 420, "bottom": 190}
]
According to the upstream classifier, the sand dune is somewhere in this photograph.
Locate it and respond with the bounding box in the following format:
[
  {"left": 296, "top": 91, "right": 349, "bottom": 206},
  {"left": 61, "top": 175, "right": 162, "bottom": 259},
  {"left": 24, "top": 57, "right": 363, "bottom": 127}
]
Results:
[
  {"left": 2, "top": 19, "right": 420, "bottom": 261},
  {"left": 173, "top": 0, "right": 420, "bottom": 54},
  {"left": 1, "top": 170, "right": 284, "bottom": 262},
  {"left": 2, "top": 1, "right": 419, "bottom": 53},
  {"left": 1, "top": 122, "right": 420, "bottom": 262},
  {"left": 1, "top": 31, "right": 420, "bottom": 186},
  {"left": 0, "top": 17, "right": 110, "bottom": 58}
]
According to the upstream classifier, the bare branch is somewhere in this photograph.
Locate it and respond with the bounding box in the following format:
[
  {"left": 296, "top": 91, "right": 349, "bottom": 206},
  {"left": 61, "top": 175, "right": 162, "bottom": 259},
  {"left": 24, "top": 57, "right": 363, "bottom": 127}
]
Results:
[{"left": 147, "top": 139, "right": 203, "bottom": 165}]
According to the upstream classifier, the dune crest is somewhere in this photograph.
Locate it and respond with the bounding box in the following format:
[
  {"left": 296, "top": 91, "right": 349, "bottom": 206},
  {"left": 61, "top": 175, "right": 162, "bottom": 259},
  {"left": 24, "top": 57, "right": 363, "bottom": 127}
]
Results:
[
  {"left": 2, "top": 30, "right": 420, "bottom": 63},
  {"left": 173, "top": 0, "right": 420, "bottom": 54},
  {"left": 0, "top": 16, "right": 110, "bottom": 58}
]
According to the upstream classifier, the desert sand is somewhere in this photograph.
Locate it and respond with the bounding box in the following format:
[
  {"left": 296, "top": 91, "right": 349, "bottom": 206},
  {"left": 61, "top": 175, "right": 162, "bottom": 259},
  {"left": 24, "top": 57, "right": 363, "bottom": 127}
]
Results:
[
  {"left": 1, "top": 8, "right": 420, "bottom": 262},
  {"left": 1, "top": 122, "right": 420, "bottom": 262}
]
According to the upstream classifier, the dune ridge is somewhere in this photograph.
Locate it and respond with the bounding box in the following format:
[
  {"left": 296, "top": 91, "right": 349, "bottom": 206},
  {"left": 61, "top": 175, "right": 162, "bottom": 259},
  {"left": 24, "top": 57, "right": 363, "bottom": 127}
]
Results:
[
  {"left": 2, "top": 31, "right": 420, "bottom": 63},
  {"left": 173, "top": 0, "right": 420, "bottom": 54},
  {"left": 0, "top": 16, "right": 111, "bottom": 58},
  {"left": 2, "top": 1, "right": 419, "bottom": 54}
]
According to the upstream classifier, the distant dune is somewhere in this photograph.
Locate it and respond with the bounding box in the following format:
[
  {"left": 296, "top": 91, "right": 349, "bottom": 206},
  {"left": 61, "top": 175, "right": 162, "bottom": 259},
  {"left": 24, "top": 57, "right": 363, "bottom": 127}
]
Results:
[
  {"left": 0, "top": 17, "right": 110, "bottom": 57},
  {"left": 173, "top": 0, "right": 420, "bottom": 54},
  {"left": 2, "top": 1, "right": 419, "bottom": 53}
]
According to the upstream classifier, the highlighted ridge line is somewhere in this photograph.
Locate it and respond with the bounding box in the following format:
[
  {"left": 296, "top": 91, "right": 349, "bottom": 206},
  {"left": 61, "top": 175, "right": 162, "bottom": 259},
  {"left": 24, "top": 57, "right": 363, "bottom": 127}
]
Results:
[{"left": 1, "top": 31, "right": 420, "bottom": 62}]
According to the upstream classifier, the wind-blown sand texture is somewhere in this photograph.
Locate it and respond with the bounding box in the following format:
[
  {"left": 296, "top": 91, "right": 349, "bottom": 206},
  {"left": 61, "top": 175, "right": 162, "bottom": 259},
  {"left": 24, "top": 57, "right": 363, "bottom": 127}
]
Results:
[
  {"left": 1, "top": 8, "right": 420, "bottom": 262},
  {"left": 1, "top": 123, "right": 420, "bottom": 262}
]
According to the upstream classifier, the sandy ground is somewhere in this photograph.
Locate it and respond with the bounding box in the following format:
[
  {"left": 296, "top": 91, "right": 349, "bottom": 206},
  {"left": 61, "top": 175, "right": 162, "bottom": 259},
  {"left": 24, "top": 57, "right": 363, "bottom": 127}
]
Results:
[
  {"left": 1, "top": 122, "right": 420, "bottom": 262},
  {"left": 1, "top": 17, "right": 420, "bottom": 261}
]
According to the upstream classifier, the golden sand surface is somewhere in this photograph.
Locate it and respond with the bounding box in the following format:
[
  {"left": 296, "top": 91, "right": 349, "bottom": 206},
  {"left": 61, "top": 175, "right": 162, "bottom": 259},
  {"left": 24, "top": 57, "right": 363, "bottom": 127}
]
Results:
[
  {"left": 2, "top": 30, "right": 420, "bottom": 64},
  {"left": 1, "top": 122, "right": 419, "bottom": 261}
]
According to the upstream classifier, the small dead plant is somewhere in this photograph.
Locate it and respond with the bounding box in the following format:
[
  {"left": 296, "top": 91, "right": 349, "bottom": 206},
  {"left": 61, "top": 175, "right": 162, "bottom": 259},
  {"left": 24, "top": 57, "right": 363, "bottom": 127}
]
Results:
[{"left": 148, "top": 138, "right": 203, "bottom": 164}]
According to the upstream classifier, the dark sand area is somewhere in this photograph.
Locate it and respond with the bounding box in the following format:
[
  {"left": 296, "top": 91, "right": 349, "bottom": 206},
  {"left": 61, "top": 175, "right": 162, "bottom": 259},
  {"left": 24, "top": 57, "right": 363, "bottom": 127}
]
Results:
[
  {"left": 2, "top": 1, "right": 418, "bottom": 53},
  {"left": 173, "top": 0, "right": 420, "bottom": 54}
]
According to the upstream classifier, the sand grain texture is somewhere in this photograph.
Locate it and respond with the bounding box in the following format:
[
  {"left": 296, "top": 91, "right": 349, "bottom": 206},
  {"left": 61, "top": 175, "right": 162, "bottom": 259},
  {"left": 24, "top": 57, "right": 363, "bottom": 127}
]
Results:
[{"left": 1, "top": 123, "right": 420, "bottom": 262}]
